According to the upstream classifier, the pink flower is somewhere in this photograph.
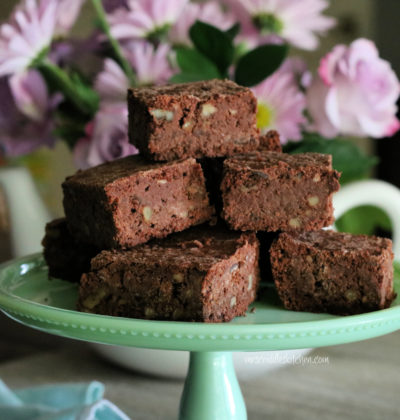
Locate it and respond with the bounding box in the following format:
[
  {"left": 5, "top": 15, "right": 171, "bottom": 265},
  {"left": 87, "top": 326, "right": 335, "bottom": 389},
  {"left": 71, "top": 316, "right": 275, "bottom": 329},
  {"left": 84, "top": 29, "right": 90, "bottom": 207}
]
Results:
[
  {"left": 103, "top": 0, "right": 129, "bottom": 14},
  {"left": 0, "top": 0, "right": 57, "bottom": 76},
  {"left": 123, "top": 41, "right": 174, "bottom": 85},
  {"left": 169, "top": 1, "right": 235, "bottom": 46},
  {"left": 307, "top": 39, "right": 400, "bottom": 138},
  {"left": 280, "top": 57, "right": 312, "bottom": 88},
  {"left": 108, "top": 0, "right": 188, "bottom": 41},
  {"left": 95, "top": 42, "right": 173, "bottom": 103},
  {"left": 95, "top": 59, "right": 129, "bottom": 104},
  {"left": 73, "top": 104, "right": 138, "bottom": 169},
  {"left": 9, "top": 70, "right": 50, "bottom": 121},
  {"left": 0, "top": 74, "right": 59, "bottom": 156},
  {"left": 227, "top": 0, "right": 335, "bottom": 50},
  {"left": 252, "top": 60, "right": 306, "bottom": 143},
  {"left": 54, "top": 0, "right": 85, "bottom": 36}
]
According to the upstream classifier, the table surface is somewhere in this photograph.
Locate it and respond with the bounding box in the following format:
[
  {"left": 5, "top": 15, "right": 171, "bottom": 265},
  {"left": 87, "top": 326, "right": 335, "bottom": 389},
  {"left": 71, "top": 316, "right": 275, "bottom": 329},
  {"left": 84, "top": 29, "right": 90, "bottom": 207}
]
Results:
[{"left": 0, "top": 310, "right": 399, "bottom": 420}]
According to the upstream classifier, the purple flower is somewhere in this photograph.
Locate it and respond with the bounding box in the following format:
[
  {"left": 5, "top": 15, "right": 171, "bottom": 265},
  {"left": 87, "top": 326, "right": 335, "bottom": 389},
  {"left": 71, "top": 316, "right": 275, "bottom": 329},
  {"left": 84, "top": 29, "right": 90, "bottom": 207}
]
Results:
[
  {"left": 226, "top": 0, "right": 335, "bottom": 50},
  {"left": 108, "top": 0, "right": 188, "bottom": 41},
  {"left": 252, "top": 60, "right": 306, "bottom": 143},
  {"left": 95, "top": 58, "right": 129, "bottom": 104},
  {"left": 103, "top": 0, "right": 129, "bottom": 13},
  {"left": 169, "top": 1, "right": 235, "bottom": 46},
  {"left": 54, "top": 0, "right": 85, "bottom": 36},
  {"left": 123, "top": 41, "right": 174, "bottom": 85},
  {"left": 95, "top": 41, "right": 174, "bottom": 104},
  {"left": 0, "top": 0, "right": 57, "bottom": 76},
  {"left": 9, "top": 70, "right": 49, "bottom": 121},
  {"left": 73, "top": 104, "right": 138, "bottom": 169},
  {"left": 307, "top": 39, "right": 400, "bottom": 138},
  {"left": 0, "top": 72, "right": 60, "bottom": 156},
  {"left": 50, "top": 35, "right": 104, "bottom": 77}
]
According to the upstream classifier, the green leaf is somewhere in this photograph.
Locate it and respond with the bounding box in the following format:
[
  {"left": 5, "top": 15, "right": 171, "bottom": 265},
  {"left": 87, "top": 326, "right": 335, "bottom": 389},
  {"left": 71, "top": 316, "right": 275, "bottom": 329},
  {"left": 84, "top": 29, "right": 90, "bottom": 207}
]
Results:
[
  {"left": 284, "top": 134, "right": 378, "bottom": 184},
  {"left": 170, "top": 73, "right": 216, "bottom": 83},
  {"left": 171, "top": 48, "right": 222, "bottom": 83},
  {"left": 39, "top": 61, "right": 99, "bottom": 116},
  {"left": 175, "top": 48, "right": 221, "bottom": 79},
  {"left": 225, "top": 23, "right": 241, "bottom": 41},
  {"left": 53, "top": 124, "right": 85, "bottom": 148},
  {"left": 235, "top": 44, "right": 288, "bottom": 87},
  {"left": 335, "top": 206, "right": 392, "bottom": 236},
  {"left": 91, "top": 0, "right": 136, "bottom": 85},
  {"left": 394, "top": 261, "right": 400, "bottom": 279},
  {"left": 189, "top": 21, "right": 234, "bottom": 76},
  {"left": 53, "top": 106, "right": 90, "bottom": 148}
]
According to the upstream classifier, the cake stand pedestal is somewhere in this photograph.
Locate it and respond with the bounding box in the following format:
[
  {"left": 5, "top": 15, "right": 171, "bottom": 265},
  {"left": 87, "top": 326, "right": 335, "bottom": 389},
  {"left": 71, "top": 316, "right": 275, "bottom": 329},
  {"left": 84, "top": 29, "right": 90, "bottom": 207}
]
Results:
[{"left": 0, "top": 254, "right": 399, "bottom": 420}]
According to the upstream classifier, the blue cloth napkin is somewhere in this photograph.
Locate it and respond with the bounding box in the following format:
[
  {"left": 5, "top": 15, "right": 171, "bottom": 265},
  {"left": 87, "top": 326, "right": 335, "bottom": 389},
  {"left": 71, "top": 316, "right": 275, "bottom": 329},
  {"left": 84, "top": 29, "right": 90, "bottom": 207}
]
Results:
[{"left": 0, "top": 380, "right": 130, "bottom": 420}]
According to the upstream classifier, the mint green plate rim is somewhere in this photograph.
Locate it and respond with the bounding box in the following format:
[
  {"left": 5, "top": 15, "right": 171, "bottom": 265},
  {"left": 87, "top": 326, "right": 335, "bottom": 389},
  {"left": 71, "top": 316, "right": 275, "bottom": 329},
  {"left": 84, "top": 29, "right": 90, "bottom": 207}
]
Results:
[{"left": 0, "top": 253, "right": 399, "bottom": 352}]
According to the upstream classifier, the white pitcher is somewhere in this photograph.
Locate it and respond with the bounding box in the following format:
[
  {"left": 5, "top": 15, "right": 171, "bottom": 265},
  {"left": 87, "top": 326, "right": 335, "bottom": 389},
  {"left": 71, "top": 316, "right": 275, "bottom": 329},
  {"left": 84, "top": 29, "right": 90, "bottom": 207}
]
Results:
[
  {"left": 1, "top": 166, "right": 400, "bottom": 379},
  {"left": 0, "top": 166, "right": 51, "bottom": 258}
]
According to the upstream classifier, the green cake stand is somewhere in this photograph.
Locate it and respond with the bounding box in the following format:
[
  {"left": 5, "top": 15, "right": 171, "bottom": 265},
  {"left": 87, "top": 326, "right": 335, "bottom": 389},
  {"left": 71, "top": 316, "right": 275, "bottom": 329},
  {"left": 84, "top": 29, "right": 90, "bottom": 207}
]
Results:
[{"left": 0, "top": 254, "right": 399, "bottom": 420}]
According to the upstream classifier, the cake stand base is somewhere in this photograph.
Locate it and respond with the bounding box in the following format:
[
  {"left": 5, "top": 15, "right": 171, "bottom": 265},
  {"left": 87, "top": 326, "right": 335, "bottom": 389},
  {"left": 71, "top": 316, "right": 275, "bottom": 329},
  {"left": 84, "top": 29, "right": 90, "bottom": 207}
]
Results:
[{"left": 180, "top": 351, "right": 246, "bottom": 420}]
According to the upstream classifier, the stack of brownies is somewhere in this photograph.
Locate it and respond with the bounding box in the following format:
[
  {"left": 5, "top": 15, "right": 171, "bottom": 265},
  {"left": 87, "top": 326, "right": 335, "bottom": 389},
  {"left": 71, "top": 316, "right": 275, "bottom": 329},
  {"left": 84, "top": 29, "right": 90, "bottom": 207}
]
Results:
[{"left": 42, "top": 79, "right": 396, "bottom": 322}]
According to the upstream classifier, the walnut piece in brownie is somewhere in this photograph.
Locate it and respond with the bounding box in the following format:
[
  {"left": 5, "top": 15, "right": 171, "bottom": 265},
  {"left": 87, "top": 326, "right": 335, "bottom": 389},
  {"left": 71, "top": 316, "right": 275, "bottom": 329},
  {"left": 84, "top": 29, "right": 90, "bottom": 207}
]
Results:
[
  {"left": 42, "top": 218, "right": 99, "bottom": 283},
  {"left": 128, "top": 79, "right": 259, "bottom": 161},
  {"left": 221, "top": 151, "right": 340, "bottom": 231},
  {"left": 270, "top": 230, "right": 396, "bottom": 315},
  {"left": 63, "top": 155, "right": 214, "bottom": 249},
  {"left": 78, "top": 227, "right": 260, "bottom": 323}
]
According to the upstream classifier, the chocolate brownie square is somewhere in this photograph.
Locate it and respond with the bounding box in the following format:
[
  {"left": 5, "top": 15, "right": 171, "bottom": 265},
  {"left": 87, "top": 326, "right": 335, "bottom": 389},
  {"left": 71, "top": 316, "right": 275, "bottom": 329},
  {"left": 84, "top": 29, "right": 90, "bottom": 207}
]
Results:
[
  {"left": 63, "top": 156, "right": 214, "bottom": 249},
  {"left": 128, "top": 79, "right": 259, "bottom": 161},
  {"left": 221, "top": 151, "right": 340, "bottom": 231},
  {"left": 42, "top": 218, "right": 99, "bottom": 283},
  {"left": 270, "top": 230, "right": 396, "bottom": 315},
  {"left": 78, "top": 227, "right": 260, "bottom": 323},
  {"left": 200, "top": 130, "right": 282, "bottom": 214}
]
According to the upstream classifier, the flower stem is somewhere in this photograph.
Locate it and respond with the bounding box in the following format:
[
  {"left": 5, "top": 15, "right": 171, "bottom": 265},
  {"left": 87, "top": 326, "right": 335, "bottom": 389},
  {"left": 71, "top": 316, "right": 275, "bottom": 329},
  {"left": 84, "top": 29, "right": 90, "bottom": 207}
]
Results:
[
  {"left": 91, "top": 0, "right": 136, "bottom": 85},
  {"left": 38, "top": 61, "right": 99, "bottom": 115}
]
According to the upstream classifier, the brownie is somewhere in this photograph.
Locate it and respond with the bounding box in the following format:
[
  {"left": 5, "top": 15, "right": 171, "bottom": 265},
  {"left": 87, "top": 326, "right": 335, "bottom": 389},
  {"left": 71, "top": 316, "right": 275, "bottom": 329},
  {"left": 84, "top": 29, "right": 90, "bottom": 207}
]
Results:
[
  {"left": 259, "top": 130, "right": 282, "bottom": 152},
  {"left": 78, "top": 227, "right": 260, "bottom": 323},
  {"left": 63, "top": 155, "right": 214, "bottom": 249},
  {"left": 42, "top": 218, "right": 99, "bottom": 283},
  {"left": 199, "top": 130, "right": 282, "bottom": 214},
  {"left": 221, "top": 151, "right": 341, "bottom": 231},
  {"left": 270, "top": 230, "right": 396, "bottom": 315},
  {"left": 128, "top": 79, "right": 259, "bottom": 161}
]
